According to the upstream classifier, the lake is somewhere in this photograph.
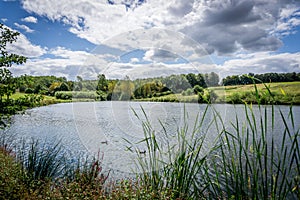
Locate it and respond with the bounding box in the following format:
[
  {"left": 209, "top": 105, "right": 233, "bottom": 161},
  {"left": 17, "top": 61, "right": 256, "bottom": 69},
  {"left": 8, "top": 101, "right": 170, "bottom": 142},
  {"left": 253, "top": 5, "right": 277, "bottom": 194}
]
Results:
[{"left": 2, "top": 101, "right": 299, "bottom": 178}]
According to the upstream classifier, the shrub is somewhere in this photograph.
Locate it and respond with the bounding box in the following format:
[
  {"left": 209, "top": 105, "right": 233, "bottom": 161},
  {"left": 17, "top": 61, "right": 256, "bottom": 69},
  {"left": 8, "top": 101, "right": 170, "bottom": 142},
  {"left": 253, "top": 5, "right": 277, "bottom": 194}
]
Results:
[
  {"left": 193, "top": 85, "right": 204, "bottom": 94},
  {"left": 24, "top": 88, "right": 34, "bottom": 94},
  {"left": 181, "top": 88, "right": 193, "bottom": 96},
  {"left": 55, "top": 91, "right": 72, "bottom": 100},
  {"left": 0, "top": 149, "right": 25, "bottom": 199},
  {"left": 19, "top": 85, "right": 26, "bottom": 93}
]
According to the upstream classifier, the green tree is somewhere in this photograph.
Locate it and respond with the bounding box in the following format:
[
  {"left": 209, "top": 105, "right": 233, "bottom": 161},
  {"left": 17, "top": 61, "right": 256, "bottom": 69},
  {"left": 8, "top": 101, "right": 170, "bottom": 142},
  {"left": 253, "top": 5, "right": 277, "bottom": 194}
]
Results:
[
  {"left": 48, "top": 82, "right": 61, "bottom": 95},
  {"left": 58, "top": 82, "right": 70, "bottom": 91},
  {"left": 0, "top": 24, "right": 27, "bottom": 102},
  {"left": 186, "top": 73, "right": 198, "bottom": 87},
  {"left": 96, "top": 74, "right": 108, "bottom": 92},
  {"left": 118, "top": 76, "right": 135, "bottom": 100},
  {"left": 197, "top": 74, "right": 207, "bottom": 88},
  {"left": 206, "top": 72, "right": 219, "bottom": 86},
  {"left": 193, "top": 85, "right": 204, "bottom": 95},
  {"left": 0, "top": 68, "right": 15, "bottom": 101},
  {"left": 0, "top": 23, "right": 27, "bottom": 126},
  {"left": 0, "top": 23, "right": 26, "bottom": 68},
  {"left": 0, "top": 24, "right": 26, "bottom": 102},
  {"left": 96, "top": 74, "right": 108, "bottom": 100}
]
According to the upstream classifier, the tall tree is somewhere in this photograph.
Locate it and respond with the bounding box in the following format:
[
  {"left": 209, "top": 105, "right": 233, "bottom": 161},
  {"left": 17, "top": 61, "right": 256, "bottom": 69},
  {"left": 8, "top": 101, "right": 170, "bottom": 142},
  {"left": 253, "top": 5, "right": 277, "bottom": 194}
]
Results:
[
  {"left": 96, "top": 74, "right": 108, "bottom": 92},
  {"left": 96, "top": 74, "right": 108, "bottom": 100},
  {"left": 0, "top": 23, "right": 27, "bottom": 126},
  {"left": 206, "top": 72, "right": 219, "bottom": 86},
  {"left": 0, "top": 23, "right": 26, "bottom": 102},
  {"left": 0, "top": 68, "right": 14, "bottom": 101},
  {"left": 0, "top": 23, "right": 26, "bottom": 68}
]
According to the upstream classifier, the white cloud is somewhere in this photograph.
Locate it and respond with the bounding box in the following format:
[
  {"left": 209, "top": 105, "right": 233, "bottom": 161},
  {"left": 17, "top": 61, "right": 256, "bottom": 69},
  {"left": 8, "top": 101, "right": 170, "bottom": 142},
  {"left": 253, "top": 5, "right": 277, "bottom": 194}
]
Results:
[
  {"left": 130, "top": 57, "right": 139, "bottom": 63},
  {"left": 143, "top": 49, "right": 178, "bottom": 62},
  {"left": 10, "top": 47, "right": 300, "bottom": 81},
  {"left": 21, "top": 16, "right": 38, "bottom": 23},
  {"left": 21, "top": 0, "right": 300, "bottom": 56},
  {"left": 274, "top": 5, "right": 300, "bottom": 35},
  {"left": 50, "top": 46, "right": 91, "bottom": 59},
  {"left": 11, "top": 47, "right": 112, "bottom": 80},
  {"left": 14, "top": 23, "right": 34, "bottom": 33},
  {"left": 10, "top": 0, "right": 299, "bottom": 80},
  {"left": 1, "top": 18, "right": 8, "bottom": 22},
  {"left": 219, "top": 52, "right": 300, "bottom": 78},
  {"left": 6, "top": 27, "right": 46, "bottom": 57}
]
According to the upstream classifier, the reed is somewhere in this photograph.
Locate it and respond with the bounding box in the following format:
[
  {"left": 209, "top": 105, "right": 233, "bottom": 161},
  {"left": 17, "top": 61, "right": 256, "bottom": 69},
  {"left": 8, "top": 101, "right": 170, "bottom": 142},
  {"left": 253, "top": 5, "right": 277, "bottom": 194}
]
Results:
[
  {"left": 202, "top": 80, "right": 299, "bottom": 199},
  {"left": 129, "top": 105, "right": 222, "bottom": 199},
  {"left": 131, "top": 80, "right": 299, "bottom": 199}
]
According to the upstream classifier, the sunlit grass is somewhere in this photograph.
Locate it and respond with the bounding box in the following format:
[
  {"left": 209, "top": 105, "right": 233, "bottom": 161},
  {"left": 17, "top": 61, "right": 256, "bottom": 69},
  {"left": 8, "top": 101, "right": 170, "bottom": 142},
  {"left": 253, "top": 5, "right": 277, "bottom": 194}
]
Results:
[{"left": 136, "top": 82, "right": 300, "bottom": 104}]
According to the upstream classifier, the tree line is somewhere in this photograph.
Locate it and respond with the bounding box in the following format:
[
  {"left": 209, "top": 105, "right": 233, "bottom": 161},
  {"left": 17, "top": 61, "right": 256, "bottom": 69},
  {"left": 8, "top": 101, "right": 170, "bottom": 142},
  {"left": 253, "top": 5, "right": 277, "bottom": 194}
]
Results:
[
  {"left": 95, "top": 72, "right": 220, "bottom": 101},
  {"left": 222, "top": 72, "right": 300, "bottom": 86}
]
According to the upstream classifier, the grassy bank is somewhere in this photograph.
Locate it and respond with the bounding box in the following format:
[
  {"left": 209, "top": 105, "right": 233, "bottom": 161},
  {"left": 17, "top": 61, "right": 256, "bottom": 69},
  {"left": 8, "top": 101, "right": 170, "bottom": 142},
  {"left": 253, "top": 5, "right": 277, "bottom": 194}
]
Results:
[
  {"left": 137, "top": 81, "right": 300, "bottom": 104},
  {"left": 10, "top": 92, "right": 71, "bottom": 104}
]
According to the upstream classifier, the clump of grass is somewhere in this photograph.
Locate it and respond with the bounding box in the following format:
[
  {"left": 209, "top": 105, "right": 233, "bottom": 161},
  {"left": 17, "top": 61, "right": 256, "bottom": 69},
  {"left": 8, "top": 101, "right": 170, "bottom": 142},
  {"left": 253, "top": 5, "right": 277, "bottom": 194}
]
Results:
[
  {"left": 129, "top": 78, "right": 299, "bottom": 199},
  {"left": 56, "top": 154, "right": 109, "bottom": 199},
  {"left": 204, "top": 104, "right": 299, "bottom": 199},
  {"left": 0, "top": 147, "right": 25, "bottom": 199},
  {"left": 204, "top": 80, "right": 300, "bottom": 199},
  {"left": 128, "top": 106, "right": 221, "bottom": 199},
  {"left": 0, "top": 134, "right": 110, "bottom": 199}
]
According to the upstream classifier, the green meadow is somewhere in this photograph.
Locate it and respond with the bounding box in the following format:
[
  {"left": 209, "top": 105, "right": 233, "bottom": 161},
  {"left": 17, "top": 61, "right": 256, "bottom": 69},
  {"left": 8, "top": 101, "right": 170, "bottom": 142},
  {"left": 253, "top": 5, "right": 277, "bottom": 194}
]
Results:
[{"left": 140, "top": 81, "right": 300, "bottom": 104}]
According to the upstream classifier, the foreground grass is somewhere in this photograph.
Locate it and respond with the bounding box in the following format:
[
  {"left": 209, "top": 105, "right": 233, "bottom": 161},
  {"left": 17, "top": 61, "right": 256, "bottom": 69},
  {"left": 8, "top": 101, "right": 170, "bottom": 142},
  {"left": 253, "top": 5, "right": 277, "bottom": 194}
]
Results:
[{"left": 0, "top": 139, "right": 176, "bottom": 200}]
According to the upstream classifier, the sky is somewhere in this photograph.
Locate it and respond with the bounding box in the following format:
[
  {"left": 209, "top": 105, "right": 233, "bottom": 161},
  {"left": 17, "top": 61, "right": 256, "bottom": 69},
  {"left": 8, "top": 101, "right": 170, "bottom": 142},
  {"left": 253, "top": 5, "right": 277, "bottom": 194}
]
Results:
[{"left": 0, "top": 0, "right": 300, "bottom": 80}]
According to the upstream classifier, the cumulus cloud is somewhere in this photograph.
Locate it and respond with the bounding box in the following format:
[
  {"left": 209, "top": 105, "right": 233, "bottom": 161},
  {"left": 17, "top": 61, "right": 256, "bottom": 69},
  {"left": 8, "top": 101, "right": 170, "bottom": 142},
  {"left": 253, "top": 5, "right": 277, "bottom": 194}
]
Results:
[
  {"left": 181, "top": 0, "right": 296, "bottom": 55},
  {"left": 11, "top": 47, "right": 114, "bottom": 80},
  {"left": 14, "top": 22, "right": 34, "bottom": 33},
  {"left": 9, "top": 0, "right": 299, "bottom": 80},
  {"left": 275, "top": 6, "right": 300, "bottom": 35},
  {"left": 21, "top": 0, "right": 300, "bottom": 56},
  {"left": 143, "top": 49, "right": 179, "bottom": 62},
  {"left": 130, "top": 57, "right": 139, "bottom": 63},
  {"left": 10, "top": 48, "right": 300, "bottom": 81},
  {"left": 5, "top": 26, "right": 45, "bottom": 57},
  {"left": 219, "top": 52, "right": 300, "bottom": 78},
  {"left": 21, "top": 16, "right": 38, "bottom": 23}
]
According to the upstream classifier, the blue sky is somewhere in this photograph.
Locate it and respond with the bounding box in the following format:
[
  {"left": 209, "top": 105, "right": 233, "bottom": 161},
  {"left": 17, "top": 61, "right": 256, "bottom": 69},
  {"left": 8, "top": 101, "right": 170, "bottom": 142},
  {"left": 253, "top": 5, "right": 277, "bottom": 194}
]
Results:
[{"left": 0, "top": 0, "right": 300, "bottom": 80}]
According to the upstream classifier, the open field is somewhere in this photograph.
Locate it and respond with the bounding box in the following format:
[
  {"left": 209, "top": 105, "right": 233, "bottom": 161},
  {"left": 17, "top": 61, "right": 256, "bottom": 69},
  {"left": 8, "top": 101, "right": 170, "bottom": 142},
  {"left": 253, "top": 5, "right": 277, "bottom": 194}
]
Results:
[
  {"left": 211, "top": 81, "right": 300, "bottom": 97},
  {"left": 139, "top": 82, "right": 300, "bottom": 104}
]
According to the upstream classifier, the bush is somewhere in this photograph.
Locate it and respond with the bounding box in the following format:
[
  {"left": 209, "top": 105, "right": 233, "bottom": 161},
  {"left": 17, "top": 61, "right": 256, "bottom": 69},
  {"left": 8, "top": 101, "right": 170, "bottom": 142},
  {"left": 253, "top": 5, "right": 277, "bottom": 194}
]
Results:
[
  {"left": 19, "top": 85, "right": 26, "bottom": 93},
  {"left": 193, "top": 85, "right": 204, "bottom": 94},
  {"left": 16, "top": 94, "right": 44, "bottom": 108},
  {"left": 181, "top": 88, "right": 193, "bottom": 96},
  {"left": 55, "top": 91, "right": 72, "bottom": 100},
  {"left": 24, "top": 88, "right": 34, "bottom": 94},
  {"left": 0, "top": 149, "right": 25, "bottom": 199}
]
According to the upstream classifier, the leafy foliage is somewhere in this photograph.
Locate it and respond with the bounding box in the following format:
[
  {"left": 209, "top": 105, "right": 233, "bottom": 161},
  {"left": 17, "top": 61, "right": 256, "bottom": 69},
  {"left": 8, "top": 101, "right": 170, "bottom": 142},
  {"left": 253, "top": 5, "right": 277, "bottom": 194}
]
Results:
[
  {"left": 223, "top": 72, "right": 300, "bottom": 86},
  {"left": 0, "top": 23, "right": 26, "bottom": 68}
]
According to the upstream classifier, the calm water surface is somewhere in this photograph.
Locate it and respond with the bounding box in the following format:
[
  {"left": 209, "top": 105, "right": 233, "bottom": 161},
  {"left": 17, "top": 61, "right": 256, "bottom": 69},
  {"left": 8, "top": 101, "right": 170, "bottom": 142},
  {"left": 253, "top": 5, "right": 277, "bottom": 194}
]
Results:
[{"left": 2, "top": 101, "right": 300, "bottom": 177}]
